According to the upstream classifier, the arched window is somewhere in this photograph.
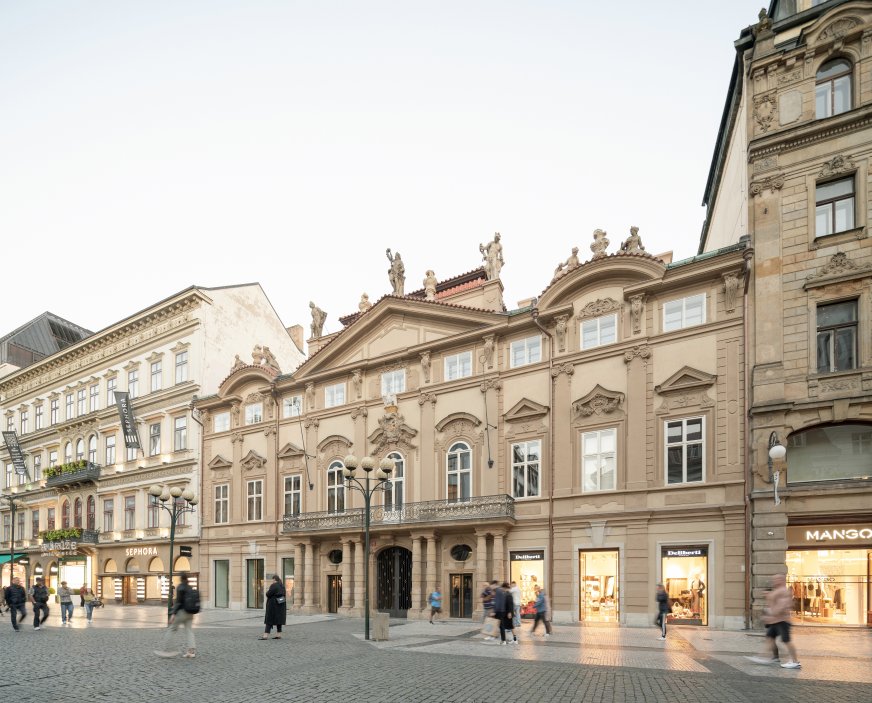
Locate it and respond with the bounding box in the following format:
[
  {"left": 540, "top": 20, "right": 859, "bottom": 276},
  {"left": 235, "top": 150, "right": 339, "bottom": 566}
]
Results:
[
  {"left": 74, "top": 498, "right": 82, "bottom": 528},
  {"left": 64, "top": 442, "right": 73, "bottom": 463},
  {"left": 61, "top": 499, "right": 70, "bottom": 529},
  {"left": 327, "top": 460, "right": 345, "bottom": 514},
  {"left": 787, "top": 423, "right": 872, "bottom": 483},
  {"left": 86, "top": 496, "right": 96, "bottom": 530},
  {"left": 816, "top": 59, "right": 852, "bottom": 118},
  {"left": 385, "top": 452, "right": 404, "bottom": 511},
  {"left": 447, "top": 442, "right": 471, "bottom": 503},
  {"left": 75, "top": 439, "right": 84, "bottom": 461},
  {"left": 88, "top": 435, "right": 97, "bottom": 464}
]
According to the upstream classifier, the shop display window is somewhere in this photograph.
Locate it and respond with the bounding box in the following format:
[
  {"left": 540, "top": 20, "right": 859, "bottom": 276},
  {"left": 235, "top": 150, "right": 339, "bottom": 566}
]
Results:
[
  {"left": 786, "top": 549, "right": 870, "bottom": 626},
  {"left": 661, "top": 546, "right": 707, "bottom": 626},
  {"left": 510, "top": 551, "right": 544, "bottom": 618},
  {"left": 579, "top": 549, "right": 619, "bottom": 622}
]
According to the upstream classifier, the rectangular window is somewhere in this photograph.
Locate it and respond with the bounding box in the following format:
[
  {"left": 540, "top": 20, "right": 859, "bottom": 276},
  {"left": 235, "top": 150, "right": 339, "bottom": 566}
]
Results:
[
  {"left": 49, "top": 450, "right": 58, "bottom": 468},
  {"left": 127, "top": 369, "right": 139, "bottom": 399},
  {"left": 16, "top": 511, "right": 24, "bottom": 540},
  {"left": 511, "top": 440, "right": 541, "bottom": 498},
  {"left": 665, "top": 417, "right": 705, "bottom": 485},
  {"left": 445, "top": 351, "right": 473, "bottom": 381},
  {"left": 149, "top": 422, "right": 161, "bottom": 456},
  {"left": 103, "top": 499, "right": 114, "bottom": 533},
  {"left": 32, "top": 455, "right": 41, "bottom": 481},
  {"left": 213, "top": 412, "right": 230, "bottom": 433},
  {"left": 173, "top": 416, "right": 187, "bottom": 451},
  {"left": 381, "top": 370, "right": 406, "bottom": 396},
  {"left": 66, "top": 393, "right": 75, "bottom": 420},
  {"left": 325, "top": 383, "right": 346, "bottom": 408},
  {"left": 105, "top": 435, "right": 116, "bottom": 465},
  {"left": 150, "top": 360, "right": 162, "bottom": 393},
  {"left": 175, "top": 350, "right": 188, "bottom": 384},
  {"left": 327, "top": 464, "right": 345, "bottom": 513},
  {"left": 31, "top": 510, "right": 39, "bottom": 539},
  {"left": 284, "top": 475, "right": 302, "bottom": 516},
  {"left": 3, "top": 515, "right": 8, "bottom": 542},
  {"left": 20, "top": 410, "right": 28, "bottom": 434},
  {"left": 817, "top": 300, "right": 857, "bottom": 374},
  {"left": 90, "top": 383, "right": 99, "bottom": 412},
  {"left": 88, "top": 437, "right": 97, "bottom": 463},
  {"left": 127, "top": 445, "right": 137, "bottom": 462},
  {"left": 581, "top": 313, "right": 617, "bottom": 350},
  {"left": 663, "top": 294, "right": 706, "bottom": 332},
  {"left": 47, "top": 507, "right": 55, "bottom": 531},
  {"left": 148, "top": 495, "right": 160, "bottom": 528},
  {"left": 106, "top": 377, "right": 117, "bottom": 406},
  {"left": 582, "top": 428, "right": 617, "bottom": 492},
  {"left": 35, "top": 405, "right": 43, "bottom": 430},
  {"left": 283, "top": 396, "right": 302, "bottom": 418},
  {"left": 214, "top": 484, "right": 229, "bottom": 524},
  {"left": 50, "top": 398, "right": 59, "bottom": 425},
  {"left": 77, "top": 388, "right": 86, "bottom": 416},
  {"left": 124, "top": 495, "right": 136, "bottom": 530},
  {"left": 816, "top": 177, "right": 855, "bottom": 237},
  {"left": 247, "top": 480, "right": 263, "bottom": 521},
  {"left": 5, "top": 463, "right": 12, "bottom": 489},
  {"left": 244, "top": 403, "right": 263, "bottom": 425},
  {"left": 510, "top": 336, "right": 542, "bottom": 368}
]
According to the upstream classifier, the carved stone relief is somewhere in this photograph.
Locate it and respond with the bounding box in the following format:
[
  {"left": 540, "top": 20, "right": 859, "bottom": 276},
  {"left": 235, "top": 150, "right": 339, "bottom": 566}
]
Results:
[
  {"left": 482, "top": 335, "right": 495, "bottom": 370},
  {"left": 590, "top": 229, "right": 610, "bottom": 259},
  {"left": 623, "top": 345, "right": 651, "bottom": 364},
  {"left": 240, "top": 449, "right": 267, "bottom": 472},
  {"left": 554, "top": 315, "right": 568, "bottom": 352},
  {"left": 352, "top": 370, "right": 362, "bottom": 399},
  {"left": 629, "top": 295, "right": 644, "bottom": 334},
  {"left": 753, "top": 93, "right": 776, "bottom": 132},
  {"left": 818, "top": 18, "right": 859, "bottom": 43},
  {"left": 723, "top": 271, "right": 743, "bottom": 313},
  {"left": 369, "top": 411, "right": 418, "bottom": 454},
  {"left": 420, "top": 352, "right": 431, "bottom": 383},
  {"left": 806, "top": 252, "right": 872, "bottom": 283},
  {"left": 572, "top": 385, "right": 625, "bottom": 419},
  {"left": 578, "top": 298, "right": 621, "bottom": 320},
  {"left": 818, "top": 154, "right": 856, "bottom": 179},
  {"left": 750, "top": 173, "right": 784, "bottom": 196}
]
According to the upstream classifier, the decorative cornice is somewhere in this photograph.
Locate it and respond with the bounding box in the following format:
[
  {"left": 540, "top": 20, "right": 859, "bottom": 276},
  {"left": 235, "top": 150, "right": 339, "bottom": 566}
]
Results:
[{"left": 98, "top": 465, "right": 193, "bottom": 488}]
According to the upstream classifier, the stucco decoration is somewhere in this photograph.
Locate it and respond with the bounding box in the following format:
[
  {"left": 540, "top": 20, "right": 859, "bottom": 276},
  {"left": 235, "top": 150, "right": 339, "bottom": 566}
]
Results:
[
  {"left": 369, "top": 411, "right": 418, "bottom": 454},
  {"left": 240, "top": 449, "right": 267, "bottom": 472},
  {"left": 552, "top": 247, "right": 580, "bottom": 283},
  {"left": 805, "top": 251, "right": 872, "bottom": 286},
  {"left": 417, "top": 392, "right": 437, "bottom": 406},
  {"left": 503, "top": 398, "right": 549, "bottom": 424},
  {"left": 629, "top": 294, "right": 645, "bottom": 334},
  {"left": 623, "top": 345, "right": 652, "bottom": 364},
  {"left": 420, "top": 351, "right": 431, "bottom": 383},
  {"left": 819, "top": 154, "right": 856, "bottom": 179},
  {"left": 818, "top": 17, "right": 859, "bottom": 43},
  {"left": 620, "top": 226, "right": 645, "bottom": 254},
  {"left": 749, "top": 173, "right": 784, "bottom": 196},
  {"left": 654, "top": 366, "right": 716, "bottom": 415},
  {"left": 479, "top": 233, "right": 504, "bottom": 280},
  {"left": 590, "top": 229, "right": 610, "bottom": 259},
  {"left": 550, "top": 363, "right": 575, "bottom": 378},
  {"left": 305, "top": 382, "right": 315, "bottom": 409},
  {"left": 250, "top": 345, "right": 280, "bottom": 372},
  {"left": 434, "top": 412, "right": 483, "bottom": 451},
  {"left": 479, "top": 377, "right": 503, "bottom": 393},
  {"left": 572, "top": 385, "right": 625, "bottom": 418},
  {"left": 554, "top": 314, "right": 569, "bottom": 352},
  {"left": 352, "top": 369, "right": 362, "bottom": 399},
  {"left": 578, "top": 297, "right": 621, "bottom": 320},
  {"left": 350, "top": 406, "right": 369, "bottom": 421},
  {"left": 722, "top": 271, "right": 744, "bottom": 313},
  {"left": 316, "top": 435, "right": 353, "bottom": 467},
  {"left": 753, "top": 93, "right": 776, "bottom": 133},
  {"left": 207, "top": 455, "right": 232, "bottom": 470},
  {"left": 231, "top": 355, "right": 246, "bottom": 372},
  {"left": 482, "top": 335, "right": 495, "bottom": 369}
]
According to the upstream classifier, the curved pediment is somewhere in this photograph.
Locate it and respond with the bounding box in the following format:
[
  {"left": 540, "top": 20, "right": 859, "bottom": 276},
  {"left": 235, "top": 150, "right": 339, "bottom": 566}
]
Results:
[
  {"left": 435, "top": 412, "right": 482, "bottom": 433},
  {"left": 504, "top": 398, "right": 549, "bottom": 423},
  {"left": 218, "top": 363, "right": 276, "bottom": 397},
  {"left": 572, "top": 385, "right": 625, "bottom": 418}
]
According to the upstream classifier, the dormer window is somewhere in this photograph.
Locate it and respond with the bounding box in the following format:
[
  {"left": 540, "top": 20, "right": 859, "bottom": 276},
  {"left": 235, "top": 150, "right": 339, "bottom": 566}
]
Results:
[{"left": 816, "top": 59, "right": 852, "bottom": 119}]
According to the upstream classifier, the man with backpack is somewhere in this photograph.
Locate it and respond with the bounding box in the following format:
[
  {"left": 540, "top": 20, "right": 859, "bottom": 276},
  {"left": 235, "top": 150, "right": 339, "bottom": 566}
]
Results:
[
  {"left": 155, "top": 573, "right": 198, "bottom": 658},
  {"left": 29, "top": 576, "right": 50, "bottom": 630}
]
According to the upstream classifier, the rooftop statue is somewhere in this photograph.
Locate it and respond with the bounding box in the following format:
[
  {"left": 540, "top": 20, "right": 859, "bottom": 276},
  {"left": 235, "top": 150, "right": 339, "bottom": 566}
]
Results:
[
  {"left": 386, "top": 249, "right": 405, "bottom": 296},
  {"left": 479, "top": 233, "right": 504, "bottom": 280}
]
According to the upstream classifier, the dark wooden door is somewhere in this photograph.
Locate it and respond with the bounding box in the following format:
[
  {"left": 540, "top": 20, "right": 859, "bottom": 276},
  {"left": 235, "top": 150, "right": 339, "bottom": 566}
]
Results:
[{"left": 376, "top": 547, "right": 412, "bottom": 617}]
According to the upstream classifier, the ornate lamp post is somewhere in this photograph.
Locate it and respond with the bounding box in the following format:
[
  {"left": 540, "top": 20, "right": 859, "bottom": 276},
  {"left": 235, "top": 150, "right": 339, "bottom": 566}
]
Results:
[
  {"left": 1, "top": 495, "right": 22, "bottom": 586},
  {"left": 147, "top": 484, "right": 198, "bottom": 619},
  {"left": 342, "top": 454, "right": 393, "bottom": 640}
]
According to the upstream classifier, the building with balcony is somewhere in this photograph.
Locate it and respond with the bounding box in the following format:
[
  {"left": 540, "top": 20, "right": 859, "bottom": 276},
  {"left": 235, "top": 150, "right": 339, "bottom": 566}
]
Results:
[
  {"left": 197, "top": 233, "right": 747, "bottom": 628},
  {"left": 0, "top": 284, "right": 305, "bottom": 604},
  {"left": 701, "top": 1, "right": 872, "bottom": 627}
]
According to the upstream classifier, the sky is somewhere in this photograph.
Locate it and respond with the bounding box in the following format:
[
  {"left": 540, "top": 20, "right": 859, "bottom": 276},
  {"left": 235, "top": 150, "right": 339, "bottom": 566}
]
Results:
[{"left": 0, "top": 1, "right": 764, "bottom": 344}]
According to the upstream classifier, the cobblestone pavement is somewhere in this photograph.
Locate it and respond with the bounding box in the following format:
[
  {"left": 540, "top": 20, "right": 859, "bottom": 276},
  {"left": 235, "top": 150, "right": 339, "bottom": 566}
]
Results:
[{"left": 1, "top": 605, "right": 870, "bottom": 702}]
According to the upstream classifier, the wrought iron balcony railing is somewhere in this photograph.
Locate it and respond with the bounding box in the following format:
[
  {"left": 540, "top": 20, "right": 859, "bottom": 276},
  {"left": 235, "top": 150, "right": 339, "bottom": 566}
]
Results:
[
  {"left": 282, "top": 494, "right": 514, "bottom": 533},
  {"left": 44, "top": 462, "right": 102, "bottom": 488}
]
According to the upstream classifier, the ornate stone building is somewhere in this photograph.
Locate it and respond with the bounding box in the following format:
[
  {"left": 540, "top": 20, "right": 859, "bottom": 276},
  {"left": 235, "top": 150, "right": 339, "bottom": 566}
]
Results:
[
  {"left": 702, "top": 1, "right": 872, "bottom": 626},
  {"left": 197, "top": 234, "right": 748, "bottom": 628},
  {"left": 0, "top": 285, "right": 304, "bottom": 604}
]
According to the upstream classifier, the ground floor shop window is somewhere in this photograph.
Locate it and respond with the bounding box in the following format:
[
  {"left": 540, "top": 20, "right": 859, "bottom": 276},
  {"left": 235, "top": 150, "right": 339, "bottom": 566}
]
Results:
[
  {"left": 786, "top": 548, "right": 870, "bottom": 626},
  {"left": 510, "top": 551, "right": 544, "bottom": 618},
  {"left": 282, "top": 557, "right": 295, "bottom": 604},
  {"left": 247, "top": 558, "right": 264, "bottom": 609},
  {"left": 214, "top": 560, "right": 229, "bottom": 608},
  {"left": 579, "top": 549, "right": 619, "bottom": 622},
  {"left": 661, "top": 546, "right": 707, "bottom": 626}
]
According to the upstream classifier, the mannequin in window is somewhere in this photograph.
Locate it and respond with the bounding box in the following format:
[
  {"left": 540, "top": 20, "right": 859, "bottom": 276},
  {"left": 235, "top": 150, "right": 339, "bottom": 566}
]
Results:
[{"left": 690, "top": 575, "right": 705, "bottom": 616}]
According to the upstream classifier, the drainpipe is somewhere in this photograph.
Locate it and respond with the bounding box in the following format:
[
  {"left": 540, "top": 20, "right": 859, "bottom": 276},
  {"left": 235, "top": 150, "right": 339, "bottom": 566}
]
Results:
[
  {"left": 531, "top": 307, "right": 555, "bottom": 594},
  {"left": 741, "top": 240, "right": 753, "bottom": 630}
]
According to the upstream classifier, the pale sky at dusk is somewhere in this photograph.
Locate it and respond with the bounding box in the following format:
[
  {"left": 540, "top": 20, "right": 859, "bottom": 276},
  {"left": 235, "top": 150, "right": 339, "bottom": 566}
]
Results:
[{"left": 1, "top": 1, "right": 764, "bottom": 344}]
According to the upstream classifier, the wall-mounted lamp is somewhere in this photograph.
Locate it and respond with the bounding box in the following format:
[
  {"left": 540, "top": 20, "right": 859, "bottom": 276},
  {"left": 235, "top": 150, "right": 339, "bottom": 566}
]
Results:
[{"left": 767, "top": 431, "right": 787, "bottom": 505}]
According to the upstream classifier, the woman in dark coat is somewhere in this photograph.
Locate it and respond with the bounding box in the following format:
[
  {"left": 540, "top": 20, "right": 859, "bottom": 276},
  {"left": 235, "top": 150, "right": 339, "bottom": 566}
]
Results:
[
  {"left": 260, "top": 575, "right": 287, "bottom": 639},
  {"left": 496, "top": 582, "right": 517, "bottom": 645}
]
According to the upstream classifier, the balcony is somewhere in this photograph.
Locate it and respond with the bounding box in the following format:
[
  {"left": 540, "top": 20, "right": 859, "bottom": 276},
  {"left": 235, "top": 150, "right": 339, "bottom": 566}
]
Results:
[
  {"left": 39, "top": 528, "right": 100, "bottom": 547},
  {"left": 44, "top": 461, "right": 102, "bottom": 488},
  {"left": 282, "top": 494, "right": 515, "bottom": 534}
]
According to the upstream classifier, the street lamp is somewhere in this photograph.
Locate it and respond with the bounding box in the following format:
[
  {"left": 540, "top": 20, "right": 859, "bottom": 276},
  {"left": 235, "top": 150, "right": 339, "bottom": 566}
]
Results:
[
  {"left": 342, "top": 454, "right": 393, "bottom": 640},
  {"left": 1, "top": 495, "right": 22, "bottom": 587},
  {"left": 147, "top": 484, "right": 198, "bottom": 619},
  {"left": 767, "top": 432, "right": 787, "bottom": 505}
]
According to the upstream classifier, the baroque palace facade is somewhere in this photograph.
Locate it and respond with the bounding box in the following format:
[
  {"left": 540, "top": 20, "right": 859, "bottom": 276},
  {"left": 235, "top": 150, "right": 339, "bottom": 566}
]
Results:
[
  {"left": 703, "top": 1, "right": 872, "bottom": 626},
  {"left": 0, "top": 285, "right": 304, "bottom": 605},
  {"left": 196, "top": 232, "right": 749, "bottom": 628}
]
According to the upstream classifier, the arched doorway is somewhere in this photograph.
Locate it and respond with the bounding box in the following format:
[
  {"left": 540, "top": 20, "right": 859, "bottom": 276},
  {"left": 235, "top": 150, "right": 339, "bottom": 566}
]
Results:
[{"left": 376, "top": 546, "right": 412, "bottom": 617}]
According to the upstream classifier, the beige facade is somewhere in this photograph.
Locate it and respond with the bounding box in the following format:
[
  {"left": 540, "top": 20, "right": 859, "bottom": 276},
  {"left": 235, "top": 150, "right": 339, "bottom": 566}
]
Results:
[
  {"left": 702, "top": 2, "right": 872, "bottom": 626},
  {"left": 0, "top": 284, "right": 304, "bottom": 604},
  {"left": 197, "top": 239, "right": 747, "bottom": 628}
]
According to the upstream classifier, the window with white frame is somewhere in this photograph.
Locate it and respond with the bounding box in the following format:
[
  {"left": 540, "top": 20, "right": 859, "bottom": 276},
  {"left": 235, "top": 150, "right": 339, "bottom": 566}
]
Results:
[
  {"left": 447, "top": 442, "right": 471, "bottom": 502},
  {"left": 16, "top": 511, "right": 24, "bottom": 539},
  {"left": 445, "top": 351, "right": 472, "bottom": 381},
  {"left": 815, "top": 58, "right": 852, "bottom": 119},
  {"left": 581, "top": 314, "right": 617, "bottom": 350},
  {"left": 384, "top": 452, "right": 404, "bottom": 510},
  {"left": 66, "top": 393, "right": 74, "bottom": 420},
  {"left": 124, "top": 495, "right": 136, "bottom": 530},
  {"left": 214, "top": 484, "right": 229, "bottom": 524},
  {"left": 50, "top": 398, "right": 59, "bottom": 425},
  {"left": 49, "top": 450, "right": 57, "bottom": 468},
  {"left": 247, "top": 480, "right": 263, "bottom": 521},
  {"left": 817, "top": 300, "right": 858, "bottom": 373},
  {"left": 4, "top": 416, "right": 12, "bottom": 432},
  {"left": 90, "top": 384, "right": 99, "bottom": 413},
  {"left": 815, "top": 177, "right": 855, "bottom": 237},
  {"left": 2, "top": 515, "right": 8, "bottom": 542},
  {"left": 510, "top": 336, "right": 541, "bottom": 368},
  {"left": 174, "top": 416, "right": 187, "bottom": 451},
  {"left": 663, "top": 294, "right": 705, "bottom": 332},
  {"left": 64, "top": 442, "right": 72, "bottom": 463},
  {"left": 283, "top": 396, "right": 302, "bottom": 418},
  {"left": 5, "top": 463, "right": 12, "bottom": 490},
  {"left": 105, "top": 435, "right": 116, "bottom": 466},
  {"left": 31, "top": 510, "right": 39, "bottom": 539},
  {"left": 46, "top": 507, "right": 55, "bottom": 531},
  {"left": 581, "top": 428, "right": 616, "bottom": 492},
  {"left": 87, "top": 496, "right": 95, "bottom": 530},
  {"left": 149, "top": 422, "right": 161, "bottom": 456},
  {"left": 325, "top": 383, "right": 346, "bottom": 408},
  {"left": 106, "top": 377, "right": 117, "bottom": 406},
  {"left": 150, "top": 360, "right": 162, "bottom": 393},
  {"left": 103, "top": 499, "right": 114, "bottom": 533},
  {"left": 32, "top": 455, "right": 41, "bottom": 481},
  {"left": 20, "top": 410, "right": 28, "bottom": 434},
  {"left": 127, "top": 369, "right": 139, "bottom": 399},
  {"left": 665, "top": 417, "right": 705, "bottom": 485},
  {"left": 284, "top": 475, "right": 301, "bottom": 516},
  {"left": 381, "top": 370, "right": 406, "bottom": 396},
  {"left": 327, "top": 461, "right": 345, "bottom": 513},
  {"left": 175, "top": 350, "right": 188, "bottom": 384},
  {"left": 244, "top": 403, "right": 263, "bottom": 425},
  {"left": 62, "top": 499, "right": 70, "bottom": 528},
  {"left": 148, "top": 494, "right": 160, "bottom": 528},
  {"left": 88, "top": 435, "right": 97, "bottom": 463},
  {"left": 75, "top": 439, "right": 84, "bottom": 461},
  {"left": 35, "top": 405, "right": 43, "bottom": 430},
  {"left": 127, "top": 445, "right": 137, "bottom": 462},
  {"left": 511, "top": 440, "right": 541, "bottom": 498},
  {"left": 213, "top": 411, "right": 230, "bottom": 433},
  {"left": 77, "top": 388, "right": 86, "bottom": 416}
]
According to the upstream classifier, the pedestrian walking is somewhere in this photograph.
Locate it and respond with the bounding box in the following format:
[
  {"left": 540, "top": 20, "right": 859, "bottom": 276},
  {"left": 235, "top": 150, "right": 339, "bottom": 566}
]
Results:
[
  {"left": 4, "top": 577, "right": 27, "bottom": 631},
  {"left": 80, "top": 585, "right": 97, "bottom": 624},
  {"left": 29, "top": 576, "right": 50, "bottom": 630},
  {"left": 509, "top": 581, "right": 522, "bottom": 634},
  {"left": 428, "top": 586, "right": 442, "bottom": 624},
  {"left": 480, "top": 580, "right": 496, "bottom": 623},
  {"left": 155, "top": 573, "right": 198, "bottom": 658},
  {"left": 260, "top": 574, "right": 287, "bottom": 639},
  {"left": 496, "top": 582, "right": 517, "bottom": 645},
  {"left": 530, "top": 586, "right": 552, "bottom": 637},
  {"left": 747, "top": 573, "right": 801, "bottom": 669},
  {"left": 654, "top": 583, "right": 669, "bottom": 640},
  {"left": 58, "top": 581, "right": 74, "bottom": 625}
]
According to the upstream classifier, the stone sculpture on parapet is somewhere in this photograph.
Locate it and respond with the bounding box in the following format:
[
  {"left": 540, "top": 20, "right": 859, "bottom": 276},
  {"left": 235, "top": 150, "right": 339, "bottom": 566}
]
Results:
[
  {"left": 424, "top": 270, "right": 437, "bottom": 301},
  {"left": 620, "top": 226, "right": 645, "bottom": 254},
  {"left": 552, "top": 247, "right": 580, "bottom": 282},
  {"left": 479, "top": 233, "right": 504, "bottom": 280},
  {"left": 309, "top": 301, "right": 327, "bottom": 338},
  {"left": 386, "top": 249, "right": 406, "bottom": 296},
  {"left": 590, "top": 229, "right": 610, "bottom": 259},
  {"left": 359, "top": 293, "right": 372, "bottom": 312}
]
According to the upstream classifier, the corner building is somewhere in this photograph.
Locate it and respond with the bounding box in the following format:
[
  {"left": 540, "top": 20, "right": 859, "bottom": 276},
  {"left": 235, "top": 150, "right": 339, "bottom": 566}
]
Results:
[
  {"left": 198, "top": 236, "right": 748, "bottom": 628},
  {"left": 702, "top": 1, "right": 872, "bottom": 626}
]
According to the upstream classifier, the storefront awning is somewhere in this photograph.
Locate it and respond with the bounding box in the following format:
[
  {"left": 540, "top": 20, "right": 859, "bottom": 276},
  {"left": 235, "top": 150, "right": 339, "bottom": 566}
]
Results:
[{"left": 0, "top": 554, "right": 26, "bottom": 564}]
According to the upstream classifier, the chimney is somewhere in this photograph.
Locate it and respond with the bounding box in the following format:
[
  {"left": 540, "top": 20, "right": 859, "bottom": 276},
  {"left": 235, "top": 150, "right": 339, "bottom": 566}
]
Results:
[{"left": 287, "top": 325, "right": 304, "bottom": 354}]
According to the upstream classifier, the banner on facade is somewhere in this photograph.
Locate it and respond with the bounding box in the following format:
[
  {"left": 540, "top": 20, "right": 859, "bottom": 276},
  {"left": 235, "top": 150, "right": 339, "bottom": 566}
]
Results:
[
  {"left": 2, "top": 431, "right": 29, "bottom": 476},
  {"left": 114, "top": 392, "right": 141, "bottom": 449},
  {"left": 41, "top": 540, "right": 79, "bottom": 557}
]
